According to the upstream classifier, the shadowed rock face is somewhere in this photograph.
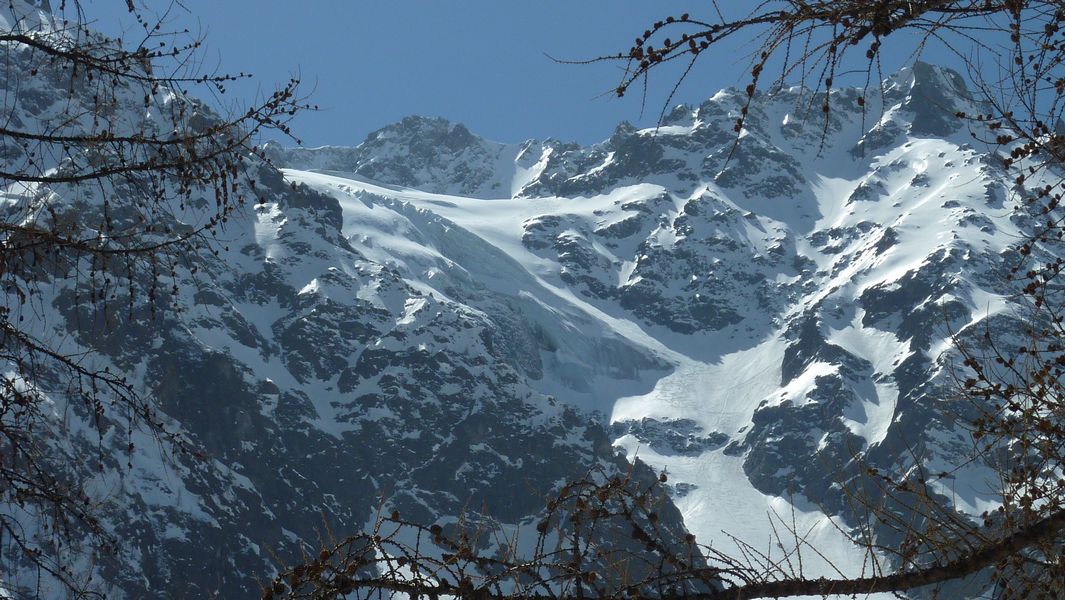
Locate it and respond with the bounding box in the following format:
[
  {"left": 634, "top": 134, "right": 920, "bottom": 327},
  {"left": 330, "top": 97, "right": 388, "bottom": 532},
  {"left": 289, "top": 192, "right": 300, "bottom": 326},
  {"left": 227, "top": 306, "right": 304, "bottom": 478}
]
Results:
[
  {"left": 906, "top": 62, "right": 970, "bottom": 136},
  {"left": 613, "top": 418, "right": 729, "bottom": 456}
]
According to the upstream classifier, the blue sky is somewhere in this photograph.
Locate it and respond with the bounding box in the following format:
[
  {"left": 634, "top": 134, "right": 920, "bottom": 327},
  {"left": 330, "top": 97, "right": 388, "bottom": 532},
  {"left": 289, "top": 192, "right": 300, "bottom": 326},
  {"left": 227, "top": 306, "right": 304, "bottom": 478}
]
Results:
[{"left": 84, "top": 2, "right": 965, "bottom": 148}]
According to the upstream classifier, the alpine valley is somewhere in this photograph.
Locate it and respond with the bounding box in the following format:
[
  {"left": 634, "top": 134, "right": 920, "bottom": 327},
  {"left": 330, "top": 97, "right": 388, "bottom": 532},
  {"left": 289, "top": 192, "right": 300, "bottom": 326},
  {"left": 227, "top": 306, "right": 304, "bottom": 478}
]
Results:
[{"left": 0, "top": 4, "right": 1045, "bottom": 598}]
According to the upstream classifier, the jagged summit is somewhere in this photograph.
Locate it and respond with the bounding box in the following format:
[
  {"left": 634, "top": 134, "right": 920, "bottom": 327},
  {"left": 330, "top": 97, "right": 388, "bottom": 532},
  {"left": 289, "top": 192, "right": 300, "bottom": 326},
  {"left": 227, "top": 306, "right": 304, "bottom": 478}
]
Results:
[
  {"left": 365, "top": 115, "right": 479, "bottom": 147},
  {"left": 272, "top": 62, "right": 985, "bottom": 201},
  {"left": 890, "top": 61, "right": 975, "bottom": 135},
  {"left": 274, "top": 115, "right": 523, "bottom": 198},
  {"left": 903, "top": 60, "right": 969, "bottom": 95}
]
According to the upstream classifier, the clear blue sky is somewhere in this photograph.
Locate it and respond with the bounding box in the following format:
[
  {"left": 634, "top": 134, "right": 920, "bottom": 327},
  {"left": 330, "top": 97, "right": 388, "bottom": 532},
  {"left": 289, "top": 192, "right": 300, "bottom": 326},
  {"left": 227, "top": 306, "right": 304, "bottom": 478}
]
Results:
[{"left": 83, "top": 1, "right": 964, "bottom": 148}]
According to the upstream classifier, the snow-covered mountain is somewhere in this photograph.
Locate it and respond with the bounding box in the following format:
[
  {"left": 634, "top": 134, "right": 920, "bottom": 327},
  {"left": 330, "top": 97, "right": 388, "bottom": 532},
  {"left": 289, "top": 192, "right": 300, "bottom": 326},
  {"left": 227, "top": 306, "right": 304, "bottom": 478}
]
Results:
[
  {"left": 0, "top": 7, "right": 689, "bottom": 597},
  {"left": 269, "top": 63, "right": 1021, "bottom": 591},
  {"left": 264, "top": 63, "right": 1042, "bottom": 596},
  {"left": 0, "top": 5, "right": 1038, "bottom": 596}
]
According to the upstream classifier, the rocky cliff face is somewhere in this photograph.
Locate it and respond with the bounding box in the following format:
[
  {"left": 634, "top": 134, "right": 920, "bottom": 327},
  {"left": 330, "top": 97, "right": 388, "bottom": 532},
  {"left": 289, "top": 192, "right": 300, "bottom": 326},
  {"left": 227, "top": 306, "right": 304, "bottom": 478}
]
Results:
[{"left": 0, "top": 5, "right": 1043, "bottom": 598}]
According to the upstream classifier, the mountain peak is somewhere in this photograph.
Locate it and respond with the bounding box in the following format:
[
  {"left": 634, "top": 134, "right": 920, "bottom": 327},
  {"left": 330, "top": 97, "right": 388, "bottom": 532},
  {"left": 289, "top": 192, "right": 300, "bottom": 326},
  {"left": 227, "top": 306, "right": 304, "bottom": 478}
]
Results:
[
  {"left": 910, "top": 61, "right": 968, "bottom": 92},
  {"left": 366, "top": 115, "right": 479, "bottom": 150},
  {"left": 893, "top": 61, "right": 972, "bottom": 135}
]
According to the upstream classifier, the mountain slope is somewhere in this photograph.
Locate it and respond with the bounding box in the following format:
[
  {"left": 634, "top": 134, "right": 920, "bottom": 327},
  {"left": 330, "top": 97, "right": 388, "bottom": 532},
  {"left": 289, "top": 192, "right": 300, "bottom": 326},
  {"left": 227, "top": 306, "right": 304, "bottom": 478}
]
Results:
[
  {"left": 0, "top": 7, "right": 1039, "bottom": 595},
  {"left": 277, "top": 62, "right": 1034, "bottom": 595},
  {"left": 0, "top": 8, "right": 688, "bottom": 598}
]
